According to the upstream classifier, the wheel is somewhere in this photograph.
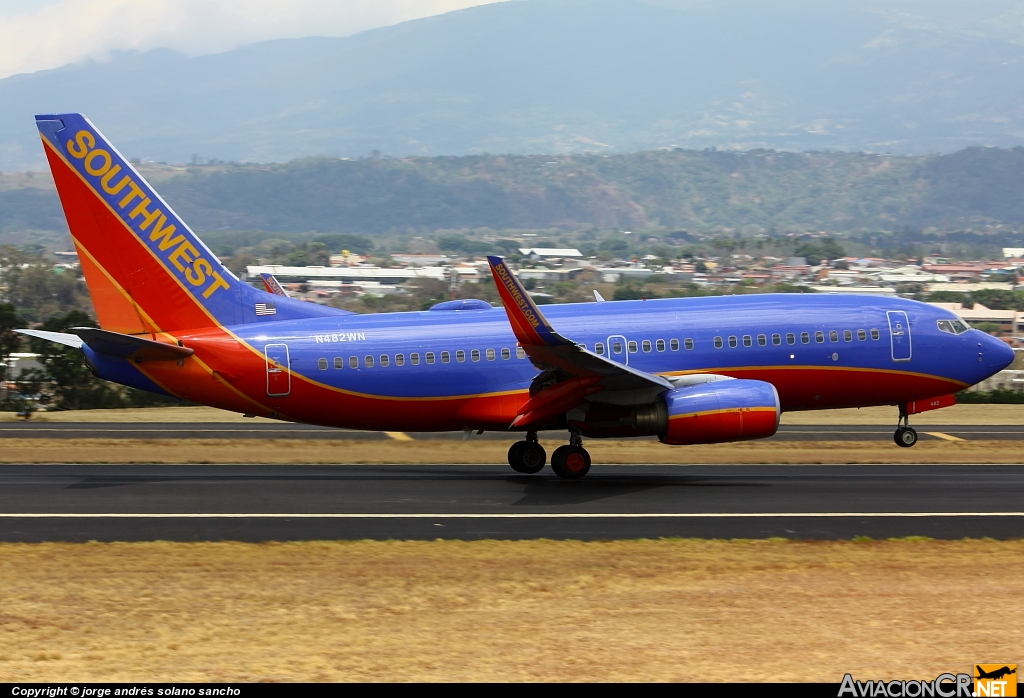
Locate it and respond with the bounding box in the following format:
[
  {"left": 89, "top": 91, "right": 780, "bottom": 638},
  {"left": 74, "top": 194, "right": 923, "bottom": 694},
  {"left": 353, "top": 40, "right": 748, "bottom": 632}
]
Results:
[
  {"left": 507, "top": 441, "right": 525, "bottom": 468},
  {"left": 510, "top": 441, "right": 546, "bottom": 474},
  {"left": 894, "top": 427, "right": 918, "bottom": 448},
  {"left": 550, "top": 445, "right": 591, "bottom": 480}
]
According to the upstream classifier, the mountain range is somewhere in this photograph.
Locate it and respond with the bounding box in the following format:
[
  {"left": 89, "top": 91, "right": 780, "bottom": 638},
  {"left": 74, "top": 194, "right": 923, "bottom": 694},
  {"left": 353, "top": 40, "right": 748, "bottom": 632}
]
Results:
[{"left": 1, "top": 0, "right": 1024, "bottom": 171}]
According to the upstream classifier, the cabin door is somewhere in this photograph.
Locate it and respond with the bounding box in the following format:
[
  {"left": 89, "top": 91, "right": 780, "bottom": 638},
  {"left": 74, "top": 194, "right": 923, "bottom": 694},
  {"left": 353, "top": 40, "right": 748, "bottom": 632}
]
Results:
[
  {"left": 606, "top": 334, "right": 628, "bottom": 365},
  {"left": 264, "top": 343, "right": 291, "bottom": 396},
  {"left": 886, "top": 311, "right": 912, "bottom": 362}
]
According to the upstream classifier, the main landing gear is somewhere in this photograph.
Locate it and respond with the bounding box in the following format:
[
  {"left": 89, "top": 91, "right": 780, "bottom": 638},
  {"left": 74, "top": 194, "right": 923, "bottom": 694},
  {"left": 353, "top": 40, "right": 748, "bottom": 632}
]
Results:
[
  {"left": 894, "top": 406, "right": 918, "bottom": 448},
  {"left": 508, "top": 432, "right": 546, "bottom": 474},
  {"left": 507, "top": 429, "right": 592, "bottom": 479}
]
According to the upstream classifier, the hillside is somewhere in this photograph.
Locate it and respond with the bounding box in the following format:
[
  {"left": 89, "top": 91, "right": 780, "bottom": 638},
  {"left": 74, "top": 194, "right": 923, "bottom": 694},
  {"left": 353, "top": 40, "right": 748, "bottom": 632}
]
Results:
[
  {"left": 1, "top": 0, "right": 1024, "bottom": 170},
  {"left": 3, "top": 147, "right": 1024, "bottom": 241}
]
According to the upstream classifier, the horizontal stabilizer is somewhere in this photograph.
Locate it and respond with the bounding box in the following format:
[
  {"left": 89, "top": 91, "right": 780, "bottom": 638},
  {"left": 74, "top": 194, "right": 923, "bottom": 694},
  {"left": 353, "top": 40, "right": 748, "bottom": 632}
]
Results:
[
  {"left": 15, "top": 329, "right": 84, "bottom": 349},
  {"left": 69, "top": 327, "right": 194, "bottom": 361}
]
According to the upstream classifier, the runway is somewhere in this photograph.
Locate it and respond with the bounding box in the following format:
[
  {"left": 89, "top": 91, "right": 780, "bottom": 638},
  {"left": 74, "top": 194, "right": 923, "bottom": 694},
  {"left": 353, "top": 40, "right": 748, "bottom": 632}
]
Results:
[
  {"left": 0, "top": 464, "right": 1021, "bottom": 541},
  {"left": 2, "top": 422, "right": 1024, "bottom": 440}
]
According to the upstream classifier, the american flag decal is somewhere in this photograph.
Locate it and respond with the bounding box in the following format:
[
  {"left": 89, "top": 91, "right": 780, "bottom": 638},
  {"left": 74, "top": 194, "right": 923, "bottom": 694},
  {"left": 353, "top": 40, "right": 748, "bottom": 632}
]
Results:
[{"left": 255, "top": 302, "right": 277, "bottom": 316}]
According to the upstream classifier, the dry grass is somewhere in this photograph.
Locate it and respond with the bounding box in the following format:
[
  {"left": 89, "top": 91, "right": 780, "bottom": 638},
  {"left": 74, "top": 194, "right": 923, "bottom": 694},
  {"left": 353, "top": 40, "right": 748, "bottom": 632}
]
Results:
[
  {"left": 0, "top": 539, "right": 1020, "bottom": 682},
  {"left": 0, "top": 437, "right": 1020, "bottom": 464},
  {"left": 2, "top": 403, "right": 1023, "bottom": 425}
]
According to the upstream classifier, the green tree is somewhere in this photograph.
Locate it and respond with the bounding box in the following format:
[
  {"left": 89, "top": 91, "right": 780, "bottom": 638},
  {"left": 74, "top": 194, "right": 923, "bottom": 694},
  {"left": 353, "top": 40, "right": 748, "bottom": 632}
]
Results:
[
  {"left": 0, "top": 302, "right": 21, "bottom": 361},
  {"left": 22, "top": 311, "right": 128, "bottom": 410}
]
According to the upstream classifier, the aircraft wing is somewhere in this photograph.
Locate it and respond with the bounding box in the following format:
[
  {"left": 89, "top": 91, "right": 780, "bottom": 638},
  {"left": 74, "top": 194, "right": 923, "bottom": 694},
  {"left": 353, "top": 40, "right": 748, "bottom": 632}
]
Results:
[{"left": 487, "top": 256, "right": 672, "bottom": 427}]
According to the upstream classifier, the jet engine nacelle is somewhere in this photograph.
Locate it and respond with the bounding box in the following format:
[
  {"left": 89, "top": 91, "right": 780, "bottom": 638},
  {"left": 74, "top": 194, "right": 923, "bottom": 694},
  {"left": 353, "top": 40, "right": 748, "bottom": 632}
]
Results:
[{"left": 634, "top": 379, "right": 780, "bottom": 445}]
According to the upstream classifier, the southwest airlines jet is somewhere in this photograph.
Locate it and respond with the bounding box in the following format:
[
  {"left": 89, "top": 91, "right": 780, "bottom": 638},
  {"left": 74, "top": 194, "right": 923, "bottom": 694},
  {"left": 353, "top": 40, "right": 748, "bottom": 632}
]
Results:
[{"left": 20, "top": 114, "right": 1014, "bottom": 479}]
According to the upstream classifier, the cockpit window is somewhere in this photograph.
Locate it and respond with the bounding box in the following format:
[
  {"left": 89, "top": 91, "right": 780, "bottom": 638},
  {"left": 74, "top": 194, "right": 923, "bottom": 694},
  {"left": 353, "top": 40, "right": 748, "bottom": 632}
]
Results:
[{"left": 937, "top": 318, "right": 970, "bottom": 335}]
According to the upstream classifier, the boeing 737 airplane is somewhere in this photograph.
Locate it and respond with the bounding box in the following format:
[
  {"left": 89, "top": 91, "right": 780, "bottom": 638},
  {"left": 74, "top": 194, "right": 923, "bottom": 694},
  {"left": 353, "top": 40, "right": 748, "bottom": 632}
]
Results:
[{"left": 18, "top": 114, "right": 1015, "bottom": 478}]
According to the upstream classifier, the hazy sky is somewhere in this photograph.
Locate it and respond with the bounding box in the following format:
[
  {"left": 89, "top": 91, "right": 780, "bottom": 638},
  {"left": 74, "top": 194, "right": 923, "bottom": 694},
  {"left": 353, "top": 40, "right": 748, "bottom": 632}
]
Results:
[{"left": 0, "top": 0, "right": 505, "bottom": 80}]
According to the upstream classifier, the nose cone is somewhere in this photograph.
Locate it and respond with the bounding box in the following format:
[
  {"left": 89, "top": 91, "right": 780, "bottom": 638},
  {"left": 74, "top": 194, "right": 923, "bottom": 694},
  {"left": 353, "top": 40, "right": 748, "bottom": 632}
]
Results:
[{"left": 981, "top": 333, "right": 1015, "bottom": 374}]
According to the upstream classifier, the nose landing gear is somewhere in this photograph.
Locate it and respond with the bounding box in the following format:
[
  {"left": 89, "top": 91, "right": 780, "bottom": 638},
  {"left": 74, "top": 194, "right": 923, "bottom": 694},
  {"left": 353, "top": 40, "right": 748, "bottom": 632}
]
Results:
[
  {"left": 508, "top": 431, "right": 546, "bottom": 473},
  {"left": 894, "top": 405, "right": 918, "bottom": 448}
]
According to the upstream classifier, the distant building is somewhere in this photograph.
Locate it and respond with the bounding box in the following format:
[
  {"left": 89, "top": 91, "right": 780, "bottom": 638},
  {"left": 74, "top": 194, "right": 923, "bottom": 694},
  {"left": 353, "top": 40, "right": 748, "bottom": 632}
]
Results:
[
  {"left": 926, "top": 282, "right": 1016, "bottom": 293},
  {"left": 390, "top": 254, "right": 450, "bottom": 266},
  {"left": 518, "top": 248, "right": 583, "bottom": 260},
  {"left": 806, "top": 286, "right": 897, "bottom": 296},
  {"left": 1003, "top": 248, "right": 1024, "bottom": 258},
  {"left": 247, "top": 265, "right": 446, "bottom": 293},
  {"left": 928, "top": 302, "right": 1022, "bottom": 335}
]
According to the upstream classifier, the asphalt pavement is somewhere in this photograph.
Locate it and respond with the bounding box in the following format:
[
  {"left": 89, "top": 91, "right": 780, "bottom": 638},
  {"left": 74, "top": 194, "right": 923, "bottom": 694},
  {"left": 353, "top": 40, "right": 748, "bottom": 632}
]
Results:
[
  {"left": 0, "top": 463, "right": 1021, "bottom": 541},
  {"left": 3, "top": 422, "right": 1024, "bottom": 440}
]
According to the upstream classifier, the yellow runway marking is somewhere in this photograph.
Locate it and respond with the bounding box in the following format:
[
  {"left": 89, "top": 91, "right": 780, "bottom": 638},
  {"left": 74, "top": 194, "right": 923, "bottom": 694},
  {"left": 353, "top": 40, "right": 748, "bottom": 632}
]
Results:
[
  {"left": 923, "top": 431, "right": 966, "bottom": 442},
  {"left": 384, "top": 431, "right": 414, "bottom": 441}
]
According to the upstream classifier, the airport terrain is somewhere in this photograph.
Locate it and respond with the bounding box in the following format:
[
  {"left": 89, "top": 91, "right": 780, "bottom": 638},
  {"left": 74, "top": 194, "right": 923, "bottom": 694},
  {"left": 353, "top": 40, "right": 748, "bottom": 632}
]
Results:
[{"left": 0, "top": 539, "right": 1020, "bottom": 681}]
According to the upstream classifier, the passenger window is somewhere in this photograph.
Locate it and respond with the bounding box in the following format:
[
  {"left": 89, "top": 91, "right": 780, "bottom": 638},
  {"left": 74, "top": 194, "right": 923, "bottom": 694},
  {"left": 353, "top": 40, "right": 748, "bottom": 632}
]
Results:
[
  {"left": 380, "top": 355, "right": 389, "bottom": 367},
  {"left": 829, "top": 330, "right": 838, "bottom": 342},
  {"left": 870, "top": 329, "right": 880, "bottom": 340},
  {"left": 395, "top": 354, "right": 405, "bottom": 366},
  {"left": 843, "top": 330, "right": 852, "bottom": 342},
  {"left": 742, "top": 335, "right": 752, "bottom": 347},
  {"left": 595, "top": 342, "right": 605, "bottom": 355},
  {"left": 455, "top": 350, "right": 465, "bottom": 363},
  {"left": 426, "top": 352, "right": 435, "bottom": 364},
  {"left": 757, "top": 334, "right": 767, "bottom": 346},
  {"left": 628, "top": 341, "right": 638, "bottom": 353},
  {"left": 815, "top": 331, "right": 824, "bottom": 343},
  {"left": 714, "top": 336, "right": 723, "bottom": 349},
  {"left": 501, "top": 347, "right": 511, "bottom": 360},
  {"left": 441, "top": 351, "right": 451, "bottom": 363},
  {"left": 787, "top": 333, "right": 796, "bottom": 345},
  {"left": 471, "top": 349, "right": 480, "bottom": 362},
  {"left": 349, "top": 356, "right": 358, "bottom": 369},
  {"left": 334, "top": 357, "right": 344, "bottom": 369},
  {"left": 486, "top": 348, "right": 495, "bottom": 360},
  {"left": 656, "top": 339, "right": 666, "bottom": 352},
  {"left": 801, "top": 332, "right": 810, "bottom": 344},
  {"left": 317, "top": 358, "right": 327, "bottom": 370},
  {"left": 364, "top": 355, "right": 374, "bottom": 368},
  {"left": 673, "top": 339, "right": 682, "bottom": 351},
  {"left": 642, "top": 340, "right": 652, "bottom": 352},
  {"left": 728, "top": 336, "right": 738, "bottom": 348},
  {"left": 857, "top": 329, "right": 866, "bottom": 341},
  {"left": 516, "top": 347, "right": 526, "bottom": 359},
  {"left": 411, "top": 353, "right": 420, "bottom": 365},
  {"left": 683, "top": 338, "right": 693, "bottom": 350},
  {"left": 772, "top": 334, "right": 781, "bottom": 345}
]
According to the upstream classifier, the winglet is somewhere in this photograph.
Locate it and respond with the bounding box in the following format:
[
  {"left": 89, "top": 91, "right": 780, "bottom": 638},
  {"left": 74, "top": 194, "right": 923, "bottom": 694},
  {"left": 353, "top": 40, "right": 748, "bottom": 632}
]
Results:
[
  {"left": 487, "top": 256, "right": 569, "bottom": 346},
  {"left": 260, "top": 273, "right": 288, "bottom": 297}
]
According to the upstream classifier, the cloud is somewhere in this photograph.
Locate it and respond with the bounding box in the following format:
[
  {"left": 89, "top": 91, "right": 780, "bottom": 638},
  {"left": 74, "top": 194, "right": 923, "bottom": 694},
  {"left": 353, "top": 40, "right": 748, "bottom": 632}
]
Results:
[{"left": 0, "top": 0, "right": 503, "bottom": 80}]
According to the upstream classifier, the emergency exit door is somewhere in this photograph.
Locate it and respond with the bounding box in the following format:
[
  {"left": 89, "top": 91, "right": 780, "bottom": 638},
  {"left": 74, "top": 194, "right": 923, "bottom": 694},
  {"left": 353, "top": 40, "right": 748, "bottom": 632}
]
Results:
[
  {"left": 886, "top": 311, "right": 912, "bottom": 362},
  {"left": 264, "top": 343, "right": 291, "bottom": 396}
]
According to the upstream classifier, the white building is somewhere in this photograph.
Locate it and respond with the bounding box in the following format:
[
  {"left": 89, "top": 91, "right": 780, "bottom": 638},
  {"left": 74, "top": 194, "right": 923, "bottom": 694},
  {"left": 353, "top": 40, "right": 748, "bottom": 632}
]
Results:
[{"left": 519, "top": 248, "right": 583, "bottom": 260}]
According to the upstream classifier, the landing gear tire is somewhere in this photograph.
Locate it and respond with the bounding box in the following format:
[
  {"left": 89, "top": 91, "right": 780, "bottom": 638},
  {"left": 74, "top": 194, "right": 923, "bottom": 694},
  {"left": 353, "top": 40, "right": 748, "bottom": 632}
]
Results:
[
  {"left": 894, "top": 426, "right": 918, "bottom": 448},
  {"left": 509, "top": 441, "right": 546, "bottom": 474},
  {"left": 551, "top": 445, "right": 591, "bottom": 480}
]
